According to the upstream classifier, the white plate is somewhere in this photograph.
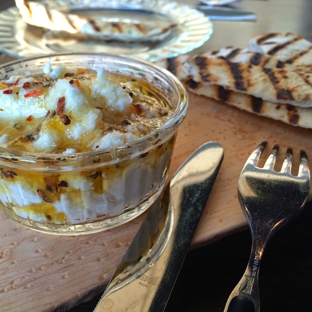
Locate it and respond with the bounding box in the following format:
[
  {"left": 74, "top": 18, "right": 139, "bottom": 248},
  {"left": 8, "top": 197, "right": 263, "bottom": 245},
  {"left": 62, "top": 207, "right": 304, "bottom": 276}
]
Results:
[{"left": 0, "top": 0, "right": 213, "bottom": 62}]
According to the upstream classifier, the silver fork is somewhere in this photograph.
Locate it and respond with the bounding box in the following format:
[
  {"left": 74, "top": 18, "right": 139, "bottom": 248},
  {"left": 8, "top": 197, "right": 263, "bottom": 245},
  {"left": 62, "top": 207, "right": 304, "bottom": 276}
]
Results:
[{"left": 224, "top": 141, "right": 310, "bottom": 312}]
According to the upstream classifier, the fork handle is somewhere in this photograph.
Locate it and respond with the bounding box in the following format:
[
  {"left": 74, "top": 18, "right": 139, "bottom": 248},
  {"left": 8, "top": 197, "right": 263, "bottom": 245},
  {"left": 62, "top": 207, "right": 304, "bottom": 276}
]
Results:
[
  {"left": 227, "top": 295, "right": 256, "bottom": 312},
  {"left": 223, "top": 235, "right": 263, "bottom": 312}
]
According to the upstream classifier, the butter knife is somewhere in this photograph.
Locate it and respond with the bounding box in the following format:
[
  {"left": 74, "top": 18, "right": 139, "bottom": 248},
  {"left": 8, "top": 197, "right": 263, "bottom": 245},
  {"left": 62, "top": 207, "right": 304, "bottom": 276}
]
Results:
[
  {"left": 197, "top": 6, "right": 257, "bottom": 21},
  {"left": 94, "top": 141, "right": 224, "bottom": 312}
]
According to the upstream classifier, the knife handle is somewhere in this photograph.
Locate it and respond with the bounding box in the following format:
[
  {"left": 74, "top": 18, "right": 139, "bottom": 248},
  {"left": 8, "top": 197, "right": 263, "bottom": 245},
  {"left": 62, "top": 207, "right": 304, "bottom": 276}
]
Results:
[{"left": 227, "top": 296, "right": 256, "bottom": 312}]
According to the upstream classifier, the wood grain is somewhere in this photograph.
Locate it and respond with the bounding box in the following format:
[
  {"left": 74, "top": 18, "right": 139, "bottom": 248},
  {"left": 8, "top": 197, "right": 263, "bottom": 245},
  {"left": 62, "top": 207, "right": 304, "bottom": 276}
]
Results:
[{"left": 0, "top": 92, "right": 311, "bottom": 311}]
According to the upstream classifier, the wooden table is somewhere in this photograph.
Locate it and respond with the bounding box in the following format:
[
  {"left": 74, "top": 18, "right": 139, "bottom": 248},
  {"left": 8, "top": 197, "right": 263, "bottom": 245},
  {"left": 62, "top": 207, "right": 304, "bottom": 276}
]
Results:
[{"left": 0, "top": 0, "right": 311, "bottom": 311}]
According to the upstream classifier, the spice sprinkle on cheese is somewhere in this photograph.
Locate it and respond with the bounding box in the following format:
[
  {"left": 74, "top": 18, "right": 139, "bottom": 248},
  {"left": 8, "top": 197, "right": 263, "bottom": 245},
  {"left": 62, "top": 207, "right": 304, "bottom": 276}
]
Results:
[{"left": 0, "top": 64, "right": 172, "bottom": 154}]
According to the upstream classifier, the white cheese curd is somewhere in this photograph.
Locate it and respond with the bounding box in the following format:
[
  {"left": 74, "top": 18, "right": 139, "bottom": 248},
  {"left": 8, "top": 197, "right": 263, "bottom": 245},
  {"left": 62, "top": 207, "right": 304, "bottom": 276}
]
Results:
[
  {"left": 32, "top": 128, "right": 60, "bottom": 153},
  {"left": 8, "top": 182, "right": 43, "bottom": 206},
  {"left": 63, "top": 148, "right": 76, "bottom": 154},
  {"left": 66, "top": 175, "right": 94, "bottom": 191},
  {"left": 91, "top": 69, "right": 133, "bottom": 112},
  {"left": 0, "top": 134, "right": 9, "bottom": 144},
  {"left": 42, "top": 62, "right": 52, "bottom": 74},
  {"left": 92, "top": 130, "right": 135, "bottom": 150},
  {"left": 49, "top": 65, "right": 66, "bottom": 79}
]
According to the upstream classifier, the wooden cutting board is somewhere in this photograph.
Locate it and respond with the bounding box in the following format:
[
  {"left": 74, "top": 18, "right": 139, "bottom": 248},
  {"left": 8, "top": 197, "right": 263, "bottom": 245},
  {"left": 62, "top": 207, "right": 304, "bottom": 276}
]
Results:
[{"left": 0, "top": 92, "right": 311, "bottom": 312}]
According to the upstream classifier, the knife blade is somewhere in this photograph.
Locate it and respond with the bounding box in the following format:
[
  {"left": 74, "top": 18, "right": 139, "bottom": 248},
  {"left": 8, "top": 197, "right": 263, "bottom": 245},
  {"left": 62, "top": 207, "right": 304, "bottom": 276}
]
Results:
[
  {"left": 199, "top": 0, "right": 238, "bottom": 6},
  {"left": 94, "top": 141, "right": 224, "bottom": 312},
  {"left": 197, "top": 6, "right": 257, "bottom": 21}
]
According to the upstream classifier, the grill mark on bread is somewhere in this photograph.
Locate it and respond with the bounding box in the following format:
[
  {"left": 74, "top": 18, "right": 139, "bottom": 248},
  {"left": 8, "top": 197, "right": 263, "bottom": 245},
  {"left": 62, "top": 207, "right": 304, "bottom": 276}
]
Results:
[
  {"left": 256, "top": 33, "right": 277, "bottom": 45},
  {"left": 46, "top": 7, "right": 52, "bottom": 24},
  {"left": 186, "top": 79, "right": 200, "bottom": 90},
  {"left": 134, "top": 23, "right": 144, "bottom": 34},
  {"left": 284, "top": 46, "right": 312, "bottom": 64},
  {"left": 267, "top": 37, "right": 301, "bottom": 56},
  {"left": 227, "top": 61, "right": 246, "bottom": 91},
  {"left": 297, "top": 72, "right": 312, "bottom": 88},
  {"left": 225, "top": 48, "right": 241, "bottom": 60},
  {"left": 263, "top": 67, "right": 294, "bottom": 101},
  {"left": 276, "top": 60, "right": 285, "bottom": 68},
  {"left": 65, "top": 15, "right": 77, "bottom": 31},
  {"left": 289, "top": 113, "right": 300, "bottom": 124},
  {"left": 88, "top": 19, "right": 101, "bottom": 32},
  {"left": 277, "top": 89, "right": 294, "bottom": 101},
  {"left": 251, "top": 97, "right": 263, "bottom": 113},
  {"left": 167, "top": 58, "right": 178, "bottom": 76},
  {"left": 218, "top": 86, "right": 229, "bottom": 102},
  {"left": 286, "top": 105, "right": 300, "bottom": 124},
  {"left": 250, "top": 53, "right": 263, "bottom": 66},
  {"left": 194, "top": 56, "right": 211, "bottom": 82},
  {"left": 112, "top": 22, "right": 123, "bottom": 33}
]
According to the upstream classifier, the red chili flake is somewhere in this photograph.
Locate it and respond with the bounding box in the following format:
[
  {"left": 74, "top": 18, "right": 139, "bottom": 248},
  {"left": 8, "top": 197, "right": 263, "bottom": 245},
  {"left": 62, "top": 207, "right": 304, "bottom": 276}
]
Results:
[
  {"left": 44, "top": 177, "right": 54, "bottom": 186},
  {"left": 64, "top": 73, "right": 74, "bottom": 77},
  {"left": 37, "top": 189, "right": 45, "bottom": 197},
  {"left": 22, "top": 82, "right": 31, "bottom": 90},
  {"left": 95, "top": 106, "right": 103, "bottom": 110},
  {"left": 13, "top": 78, "right": 20, "bottom": 86},
  {"left": 74, "top": 79, "right": 82, "bottom": 89},
  {"left": 60, "top": 114, "right": 70, "bottom": 125},
  {"left": 69, "top": 80, "right": 74, "bottom": 85},
  {"left": 26, "top": 115, "right": 33, "bottom": 122},
  {"left": 56, "top": 96, "right": 66, "bottom": 116},
  {"left": 130, "top": 103, "right": 143, "bottom": 115},
  {"left": 24, "top": 88, "right": 42, "bottom": 98},
  {"left": 3, "top": 89, "right": 13, "bottom": 95},
  {"left": 77, "top": 68, "right": 86, "bottom": 75}
]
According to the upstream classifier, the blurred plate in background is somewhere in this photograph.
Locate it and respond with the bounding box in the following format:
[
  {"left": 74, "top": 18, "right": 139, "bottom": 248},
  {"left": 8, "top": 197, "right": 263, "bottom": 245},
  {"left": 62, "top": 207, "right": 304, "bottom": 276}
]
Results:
[{"left": 0, "top": 0, "right": 213, "bottom": 61}]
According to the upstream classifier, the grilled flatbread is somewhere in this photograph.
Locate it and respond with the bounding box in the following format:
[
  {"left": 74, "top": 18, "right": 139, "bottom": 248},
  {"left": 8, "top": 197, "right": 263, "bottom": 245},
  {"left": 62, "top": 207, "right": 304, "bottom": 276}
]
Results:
[
  {"left": 15, "top": 0, "right": 177, "bottom": 42},
  {"left": 184, "top": 53, "right": 312, "bottom": 107},
  {"left": 155, "top": 42, "right": 312, "bottom": 128},
  {"left": 185, "top": 79, "right": 312, "bottom": 129},
  {"left": 249, "top": 32, "right": 312, "bottom": 66}
]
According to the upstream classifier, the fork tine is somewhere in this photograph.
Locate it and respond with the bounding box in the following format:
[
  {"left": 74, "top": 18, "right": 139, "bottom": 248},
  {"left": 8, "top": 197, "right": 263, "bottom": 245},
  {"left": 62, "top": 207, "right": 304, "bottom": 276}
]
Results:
[
  {"left": 263, "top": 144, "right": 279, "bottom": 170},
  {"left": 298, "top": 150, "right": 310, "bottom": 178},
  {"left": 246, "top": 141, "right": 267, "bottom": 166},
  {"left": 280, "top": 148, "right": 292, "bottom": 174}
]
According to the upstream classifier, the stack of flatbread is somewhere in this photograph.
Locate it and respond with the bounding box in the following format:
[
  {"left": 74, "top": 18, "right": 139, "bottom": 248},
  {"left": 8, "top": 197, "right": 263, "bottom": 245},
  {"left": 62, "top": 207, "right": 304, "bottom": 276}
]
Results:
[{"left": 156, "top": 32, "right": 312, "bottom": 129}]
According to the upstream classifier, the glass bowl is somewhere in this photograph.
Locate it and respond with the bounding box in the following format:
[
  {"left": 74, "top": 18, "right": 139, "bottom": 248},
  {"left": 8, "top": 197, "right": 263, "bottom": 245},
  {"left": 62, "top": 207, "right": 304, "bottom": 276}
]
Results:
[{"left": 0, "top": 53, "right": 188, "bottom": 235}]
